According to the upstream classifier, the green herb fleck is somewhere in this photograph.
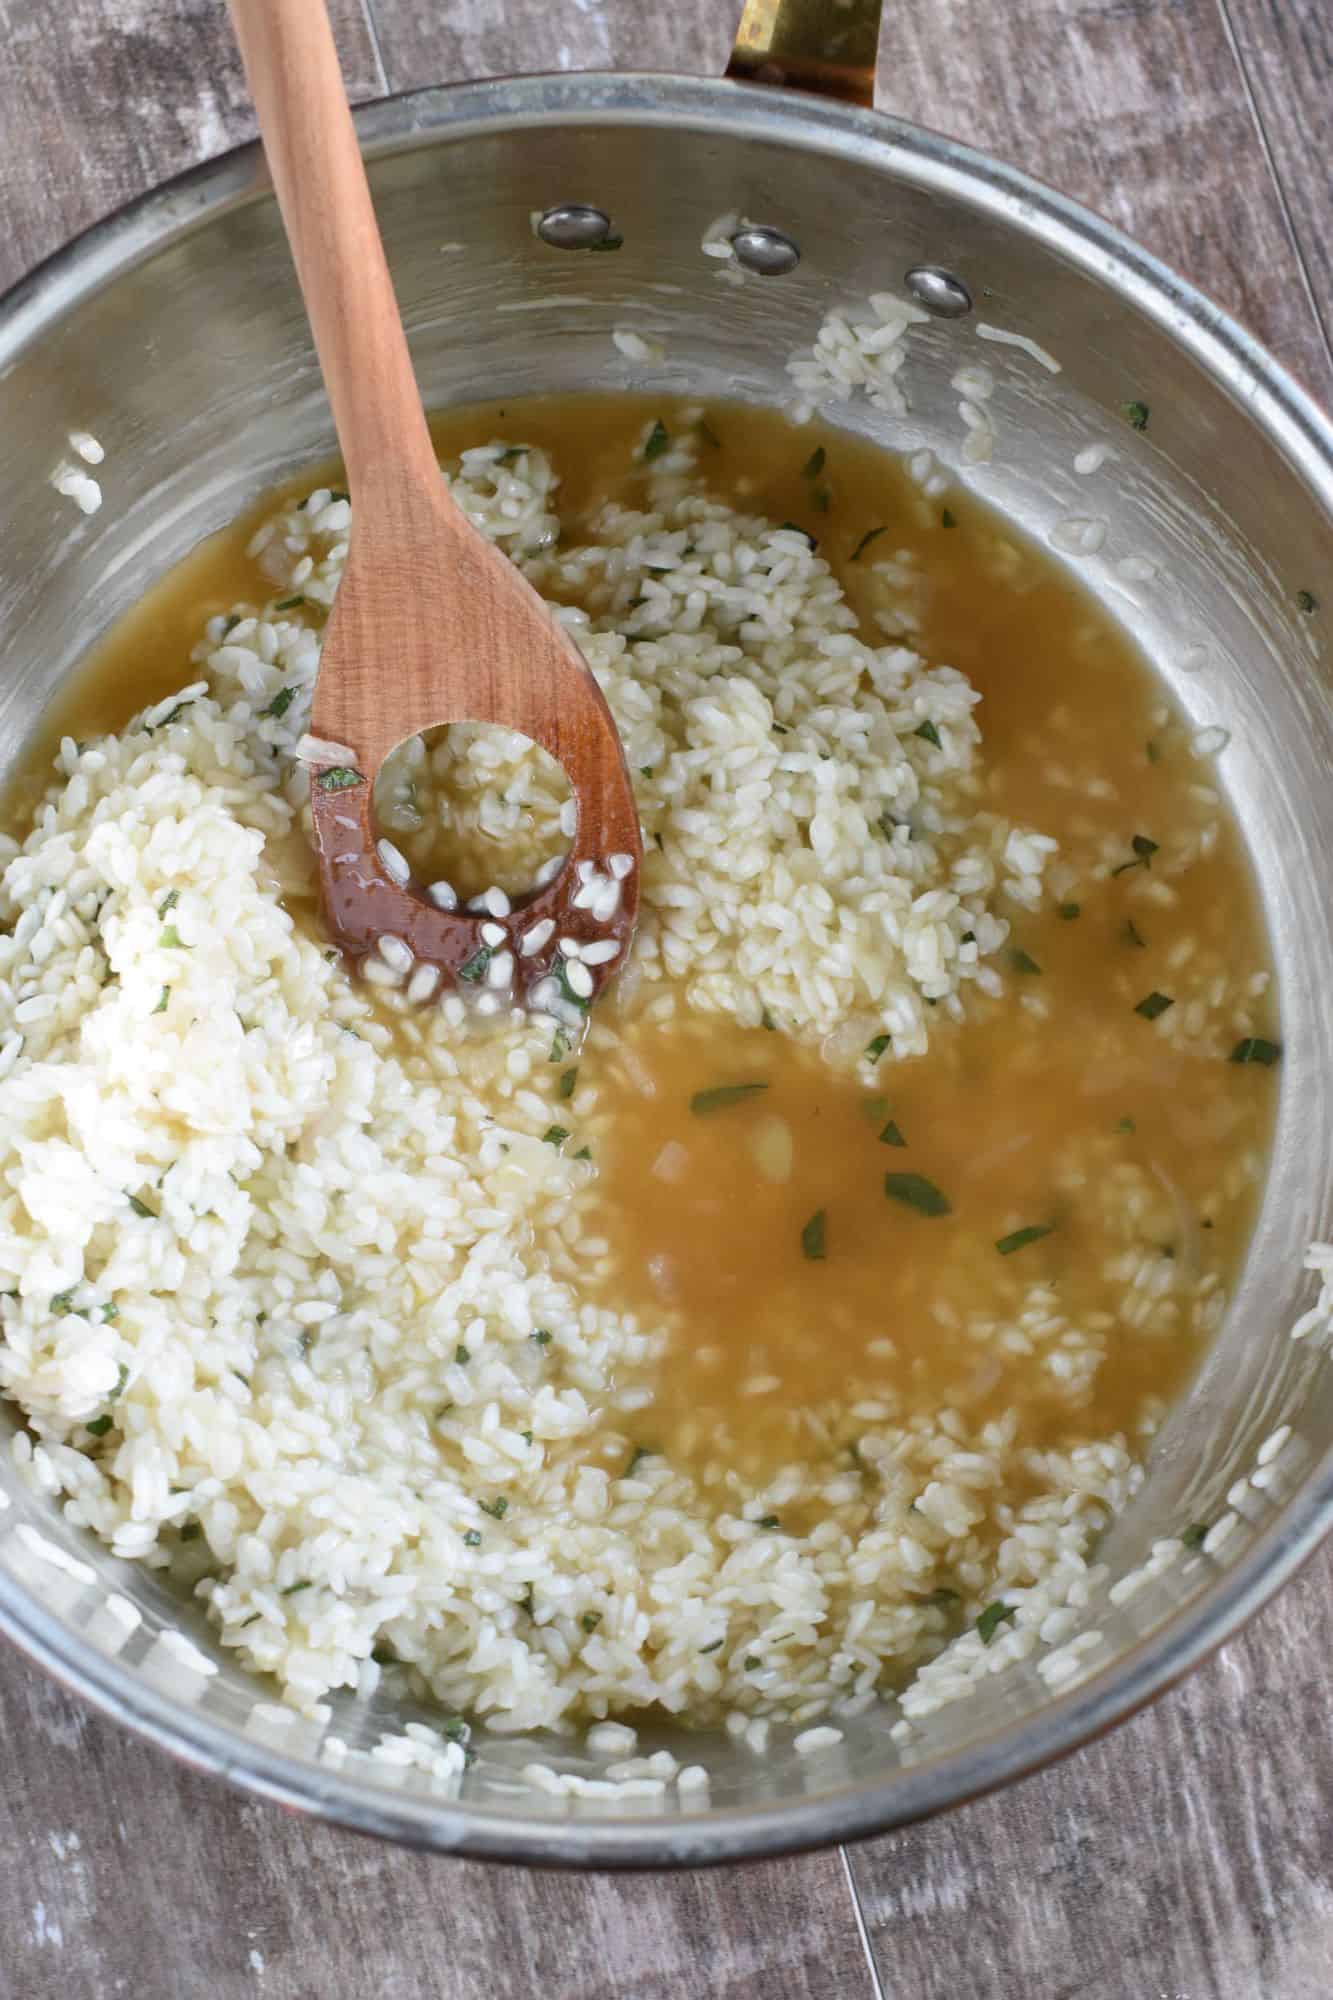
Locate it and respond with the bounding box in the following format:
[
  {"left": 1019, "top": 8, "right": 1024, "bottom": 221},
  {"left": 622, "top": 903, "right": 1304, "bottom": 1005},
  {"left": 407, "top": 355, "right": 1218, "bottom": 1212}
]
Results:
[
  {"left": 480, "top": 1496, "right": 509, "bottom": 1520},
  {"left": 1123, "top": 918, "right": 1147, "bottom": 948},
  {"left": 588, "top": 233, "right": 623, "bottom": 252},
  {"left": 1135, "top": 990, "right": 1174, "bottom": 1021},
  {"left": 85, "top": 1415, "right": 113, "bottom": 1437},
  {"left": 626, "top": 1444, "right": 654, "bottom": 1478},
  {"left": 558, "top": 1066, "right": 578, "bottom": 1101},
  {"left": 1112, "top": 833, "right": 1159, "bottom": 876},
  {"left": 1182, "top": 1522, "right": 1210, "bottom": 1551},
  {"left": 929, "top": 1587, "right": 961, "bottom": 1610},
  {"left": 455, "top": 1343, "right": 471, "bottom": 1366},
  {"left": 101, "top": 1304, "right": 119, "bottom": 1325},
  {"left": 159, "top": 889, "right": 179, "bottom": 916},
  {"left": 996, "top": 1222, "right": 1056, "bottom": 1256},
  {"left": 328, "top": 490, "right": 349, "bottom": 504},
  {"left": 463, "top": 1530, "right": 482, "bottom": 1548},
  {"left": 160, "top": 926, "right": 186, "bottom": 949},
  {"left": 1059, "top": 902, "right": 1081, "bottom": 921},
  {"left": 221, "top": 614, "right": 242, "bottom": 637},
  {"left": 914, "top": 719, "right": 941, "bottom": 748},
  {"left": 549, "top": 1026, "right": 572, "bottom": 1063},
  {"left": 850, "top": 525, "right": 888, "bottom": 562},
  {"left": 458, "top": 945, "right": 493, "bottom": 983},
  {"left": 263, "top": 686, "right": 296, "bottom": 720},
  {"left": 884, "top": 1172, "right": 951, "bottom": 1217},
  {"left": 879, "top": 1119, "right": 907, "bottom": 1148},
  {"left": 698, "top": 1638, "right": 724, "bottom": 1654},
  {"left": 1010, "top": 948, "right": 1042, "bottom": 976},
  {"left": 316, "top": 766, "right": 363, "bottom": 791},
  {"left": 581, "top": 1612, "right": 602, "bottom": 1635},
  {"left": 50, "top": 1290, "right": 76, "bottom": 1315},
  {"left": 1229, "top": 1037, "right": 1281, "bottom": 1066},
  {"left": 1146, "top": 739, "right": 1162, "bottom": 764},
  {"left": 941, "top": 507, "right": 957, "bottom": 529},
  {"left": 1122, "top": 400, "right": 1150, "bottom": 432},
  {"left": 642, "top": 419, "right": 670, "bottom": 462},
  {"left": 976, "top": 1601, "right": 1018, "bottom": 1645},
  {"left": 542, "top": 1125, "right": 569, "bottom": 1148},
  {"left": 554, "top": 956, "right": 591, "bottom": 1013},
  {"left": 1115, "top": 1116, "right": 1136, "bottom": 1135},
  {"left": 1296, "top": 589, "right": 1317, "bottom": 614},
  {"left": 573, "top": 1146, "right": 592, "bottom": 1162},
  {"left": 371, "top": 1643, "right": 398, "bottom": 1666},
  {"left": 801, "top": 1209, "right": 827, "bottom": 1261},
  {"left": 865, "top": 1033, "right": 891, "bottom": 1063},
  {"left": 801, "top": 446, "right": 826, "bottom": 480},
  {"left": 531, "top": 1329, "right": 552, "bottom": 1347},
  {"left": 281, "top": 1578, "right": 312, "bottom": 1595},
  {"left": 153, "top": 985, "right": 170, "bottom": 1014},
  {"left": 689, "top": 1081, "right": 769, "bottom": 1116},
  {"left": 760, "top": 1006, "right": 777, "bottom": 1031},
  {"left": 127, "top": 1193, "right": 157, "bottom": 1219}
]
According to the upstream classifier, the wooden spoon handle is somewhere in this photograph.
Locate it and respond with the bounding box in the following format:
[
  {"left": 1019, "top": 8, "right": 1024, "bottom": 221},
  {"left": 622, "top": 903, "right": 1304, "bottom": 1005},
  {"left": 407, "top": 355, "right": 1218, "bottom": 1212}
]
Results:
[{"left": 228, "top": 0, "right": 438, "bottom": 500}]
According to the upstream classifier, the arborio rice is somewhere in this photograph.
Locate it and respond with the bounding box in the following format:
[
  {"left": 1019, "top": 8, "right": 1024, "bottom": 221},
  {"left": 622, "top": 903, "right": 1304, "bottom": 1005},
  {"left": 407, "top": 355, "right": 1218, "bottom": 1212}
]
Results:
[{"left": 0, "top": 427, "right": 1169, "bottom": 1746}]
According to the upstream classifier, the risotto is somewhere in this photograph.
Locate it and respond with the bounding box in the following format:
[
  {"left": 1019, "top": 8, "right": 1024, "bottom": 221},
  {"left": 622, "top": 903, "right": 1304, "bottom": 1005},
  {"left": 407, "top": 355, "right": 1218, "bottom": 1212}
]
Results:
[{"left": 0, "top": 395, "right": 1278, "bottom": 1754}]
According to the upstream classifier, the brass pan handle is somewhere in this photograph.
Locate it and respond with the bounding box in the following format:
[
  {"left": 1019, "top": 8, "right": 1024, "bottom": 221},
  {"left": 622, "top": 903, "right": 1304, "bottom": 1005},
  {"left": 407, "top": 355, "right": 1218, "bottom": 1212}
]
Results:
[{"left": 727, "top": 0, "right": 884, "bottom": 108}]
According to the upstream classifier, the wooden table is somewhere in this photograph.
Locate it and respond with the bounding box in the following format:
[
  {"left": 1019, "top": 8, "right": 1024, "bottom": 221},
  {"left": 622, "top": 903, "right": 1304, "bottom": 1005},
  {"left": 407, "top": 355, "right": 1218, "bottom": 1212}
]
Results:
[{"left": 0, "top": 4, "right": 1329, "bottom": 1995}]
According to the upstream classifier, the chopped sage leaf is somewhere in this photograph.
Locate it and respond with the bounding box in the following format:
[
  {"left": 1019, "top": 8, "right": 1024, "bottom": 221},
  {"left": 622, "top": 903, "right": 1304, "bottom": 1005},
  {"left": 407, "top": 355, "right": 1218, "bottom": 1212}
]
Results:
[
  {"left": 1229, "top": 1037, "right": 1281, "bottom": 1066},
  {"left": 455, "top": 1343, "right": 471, "bottom": 1366},
  {"left": 153, "top": 985, "right": 170, "bottom": 1014},
  {"left": 221, "top": 614, "right": 241, "bottom": 637},
  {"left": 1011, "top": 948, "right": 1042, "bottom": 975},
  {"left": 573, "top": 1146, "right": 592, "bottom": 1161},
  {"left": 1123, "top": 918, "right": 1146, "bottom": 948},
  {"left": 690, "top": 1081, "right": 769, "bottom": 1116},
  {"left": 1115, "top": 1116, "right": 1136, "bottom": 1134},
  {"left": 582, "top": 1612, "right": 602, "bottom": 1633},
  {"left": 757, "top": 1515, "right": 780, "bottom": 1529},
  {"left": 744, "top": 1655, "right": 762, "bottom": 1671},
  {"left": 180, "top": 1524, "right": 203, "bottom": 1543},
  {"left": 976, "top": 1601, "right": 1018, "bottom": 1644},
  {"left": 282, "top": 1579, "right": 312, "bottom": 1595},
  {"left": 914, "top": 719, "right": 941, "bottom": 748},
  {"left": 879, "top": 1120, "right": 906, "bottom": 1148},
  {"left": 865, "top": 1033, "right": 891, "bottom": 1063},
  {"left": 1112, "top": 833, "right": 1159, "bottom": 876},
  {"left": 127, "top": 1193, "right": 156, "bottom": 1219},
  {"left": 760, "top": 1006, "right": 777, "bottom": 1031},
  {"left": 542, "top": 1125, "right": 569, "bottom": 1147},
  {"left": 1296, "top": 589, "right": 1317, "bottom": 614},
  {"left": 85, "top": 1414, "right": 114, "bottom": 1437},
  {"left": 941, "top": 507, "right": 957, "bottom": 529},
  {"left": 1122, "top": 400, "right": 1150, "bottom": 432},
  {"left": 463, "top": 1530, "right": 482, "bottom": 1548},
  {"left": 316, "top": 766, "right": 363, "bottom": 791},
  {"left": 458, "top": 945, "right": 492, "bottom": 983},
  {"left": 479, "top": 1495, "right": 509, "bottom": 1519},
  {"left": 263, "top": 685, "right": 296, "bottom": 720},
  {"left": 1182, "top": 1522, "right": 1210, "bottom": 1551},
  {"left": 50, "top": 1290, "right": 76, "bottom": 1315},
  {"left": 531, "top": 1328, "right": 552, "bottom": 1346},
  {"left": 996, "top": 1222, "right": 1056, "bottom": 1256},
  {"left": 549, "top": 1026, "right": 572, "bottom": 1062},
  {"left": 371, "top": 1643, "right": 398, "bottom": 1665},
  {"left": 801, "top": 446, "right": 826, "bottom": 480},
  {"left": 1135, "top": 990, "right": 1174, "bottom": 1021},
  {"left": 801, "top": 1209, "right": 827, "bottom": 1261},
  {"left": 884, "top": 1172, "right": 951, "bottom": 1217},
  {"left": 558, "top": 1067, "right": 578, "bottom": 1101},
  {"left": 159, "top": 889, "right": 180, "bottom": 916},
  {"left": 642, "top": 419, "right": 670, "bottom": 461},
  {"left": 160, "top": 926, "right": 186, "bottom": 949},
  {"left": 698, "top": 1639, "right": 724, "bottom": 1654},
  {"left": 850, "top": 525, "right": 888, "bottom": 561},
  {"left": 1059, "top": 902, "right": 1080, "bottom": 921},
  {"left": 273, "top": 594, "right": 305, "bottom": 612},
  {"left": 554, "top": 956, "right": 591, "bottom": 1012}
]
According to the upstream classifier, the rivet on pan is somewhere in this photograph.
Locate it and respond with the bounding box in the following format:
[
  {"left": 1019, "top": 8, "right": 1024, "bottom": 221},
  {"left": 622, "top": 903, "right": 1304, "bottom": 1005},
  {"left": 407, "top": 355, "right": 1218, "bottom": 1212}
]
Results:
[
  {"left": 731, "top": 226, "right": 801, "bottom": 276},
  {"left": 904, "top": 267, "right": 973, "bottom": 317},
  {"left": 536, "top": 204, "right": 615, "bottom": 250}
]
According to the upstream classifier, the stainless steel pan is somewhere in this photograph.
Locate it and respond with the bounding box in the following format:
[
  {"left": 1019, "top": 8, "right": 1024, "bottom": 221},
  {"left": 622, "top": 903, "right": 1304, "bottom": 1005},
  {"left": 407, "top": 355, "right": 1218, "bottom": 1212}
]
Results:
[{"left": 0, "top": 0, "right": 1330, "bottom": 1866}]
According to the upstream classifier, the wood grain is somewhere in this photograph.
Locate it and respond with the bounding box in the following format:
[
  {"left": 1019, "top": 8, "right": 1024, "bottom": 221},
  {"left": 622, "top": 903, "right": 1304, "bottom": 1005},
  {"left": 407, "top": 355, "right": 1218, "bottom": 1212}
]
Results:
[
  {"left": 0, "top": 0, "right": 384, "bottom": 295},
  {"left": 0, "top": 2, "right": 1330, "bottom": 1997}
]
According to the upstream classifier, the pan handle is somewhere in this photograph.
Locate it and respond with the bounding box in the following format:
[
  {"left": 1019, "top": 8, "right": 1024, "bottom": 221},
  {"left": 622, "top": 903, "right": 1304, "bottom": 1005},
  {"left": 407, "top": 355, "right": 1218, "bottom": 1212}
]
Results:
[{"left": 726, "top": 0, "right": 883, "bottom": 107}]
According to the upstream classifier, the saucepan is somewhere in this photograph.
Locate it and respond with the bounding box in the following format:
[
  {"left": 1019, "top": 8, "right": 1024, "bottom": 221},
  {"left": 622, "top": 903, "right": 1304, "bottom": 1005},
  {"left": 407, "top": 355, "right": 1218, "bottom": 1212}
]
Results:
[{"left": 0, "top": 0, "right": 1330, "bottom": 1866}]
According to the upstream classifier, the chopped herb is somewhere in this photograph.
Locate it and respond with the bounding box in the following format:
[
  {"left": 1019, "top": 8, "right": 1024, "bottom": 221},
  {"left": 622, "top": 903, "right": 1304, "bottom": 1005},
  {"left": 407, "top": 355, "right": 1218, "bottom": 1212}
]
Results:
[
  {"left": 777, "top": 521, "right": 817, "bottom": 550},
  {"left": 542, "top": 1125, "right": 569, "bottom": 1147},
  {"left": 760, "top": 1006, "right": 777, "bottom": 1031},
  {"left": 879, "top": 1119, "right": 907, "bottom": 1148},
  {"left": 160, "top": 926, "right": 186, "bottom": 949},
  {"left": 85, "top": 1414, "right": 113, "bottom": 1437},
  {"left": 884, "top": 1172, "right": 952, "bottom": 1217},
  {"left": 479, "top": 1495, "right": 509, "bottom": 1520},
  {"left": 159, "top": 889, "right": 180, "bottom": 916},
  {"left": 50, "top": 1290, "right": 76, "bottom": 1315},
  {"left": 458, "top": 944, "right": 493, "bottom": 983},
  {"left": 865, "top": 1033, "right": 891, "bottom": 1063},
  {"left": 1010, "top": 948, "right": 1042, "bottom": 976},
  {"left": 801, "top": 1209, "right": 827, "bottom": 1261},
  {"left": 1122, "top": 400, "right": 1150, "bottom": 432},
  {"left": 961, "top": 930, "right": 975, "bottom": 944},
  {"left": 370, "top": 1644, "right": 397, "bottom": 1666},
  {"left": 263, "top": 686, "right": 296, "bottom": 720},
  {"left": 698, "top": 1638, "right": 725, "bottom": 1655},
  {"left": 996, "top": 1222, "right": 1056, "bottom": 1256},
  {"left": 455, "top": 1343, "right": 471, "bottom": 1366},
  {"left": 697, "top": 418, "right": 721, "bottom": 448},
  {"left": 976, "top": 1601, "right": 1018, "bottom": 1645},
  {"left": 554, "top": 956, "right": 591, "bottom": 1012},
  {"left": 914, "top": 720, "right": 941, "bottom": 748},
  {"left": 1059, "top": 902, "right": 1081, "bottom": 921},
  {"left": 1296, "top": 588, "right": 1318, "bottom": 614},
  {"left": 1229, "top": 1037, "right": 1281, "bottom": 1066},
  {"left": 941, "top": 507, "right": 957, "bottom": 529},
  {"left": 771, "top": 722, "right": 789, "bottom": 736},
  {"left": 153, "top": 985, "right": 170, "bottom": 1014},
  {"left": 273, "top": 594, "right": 305, "bottom": 612},
  {"left": 521, "top": 1430, "right": 533, "bottom": 1447},
  {"left": 928, "top": 1587, "right": 961, "bottom": 1610},
  {"left": 810, "top": 485, "right": 831, "bottom": 513},
  {"left": 558, "top": 1066, "right": 578, "bottom": 1101},
  {"left": 531, "top": 1328, "right": 552, "bottom": 1347},
  {"left": 851, "top": 526, "right": 890, "bottom": 566},
  {"left": 582, "top": 1612, "right": 602, "bottom": 1634},
  {"left": 154, "top": 699, "right": 194, "bottom": 730},
  {"left": 1182, "top": 1522, "right": 1210, "bottom": 1551},
  {"left": 316, "top": 766, "right": 363, "bottom": 791},
  {"left": 573, "top": 1146, "right": 592, "bottom": 1161},
  {"left": 639, "top": 765, "right": 654, "bottom": 778},
  {"left": 588, "top": 233, "right": 623, "bottom": 252},
  {"left": 1112, "top": 833, "right": 1159, "bottom": 876},
  {"left": 642, "top": 419, "right": 670, "bottom": 462},
  {"left": 626, "top": 1444, "right": 653, "bottom": 1478},
  {"left": 744, "top": 1655, "right": 762, "bottom": 1671},
  {"left": 801, "top": 446, "right": 826, "bottom": 480},
  {"left": 689, "top": 1081, "right": 769, "bottom": 1116},
  {"left": 1135, "top": 990, "right": 1174, "bottom": 1021},
  {"left": 549, "top": 1026, "right": 572, "bottom": 1063},
  {"left": 101, "top": 1304, "right": 119, "bottom": 1324},
  {"left": 328, "top": 490, "right": 349, "bottom": 504},
  {"left": 281, "top": 1578, "right": 311, "bottom": 1595},
  {"left": 463, "top": 1530, "right": 482, "bottom": 1548},
  {"left": 1146, "top": 739, "right": 1162, "bottom": 764},
  {"left": 127, "top": 1193, "right": 157, "bottom": 1219},
  {"left": 1121, "top": 919, "right": 1147, "bottom": 951},
  {"left": 1115, "top": 1117, "right": 1136, "bottom": 1135},
  {"left": 757, "top": 1515, "right": 780, "bottom": 1530},
  {"left": 221, "top": 614, "right": 241, "bottom": 637}
]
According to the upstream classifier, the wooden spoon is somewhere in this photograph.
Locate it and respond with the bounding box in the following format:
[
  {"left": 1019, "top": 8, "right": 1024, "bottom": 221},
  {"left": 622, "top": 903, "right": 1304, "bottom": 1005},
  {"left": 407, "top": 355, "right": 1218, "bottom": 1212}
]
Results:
[{"left": 228, "top": 0, "right": 641, "bottom": 1020}]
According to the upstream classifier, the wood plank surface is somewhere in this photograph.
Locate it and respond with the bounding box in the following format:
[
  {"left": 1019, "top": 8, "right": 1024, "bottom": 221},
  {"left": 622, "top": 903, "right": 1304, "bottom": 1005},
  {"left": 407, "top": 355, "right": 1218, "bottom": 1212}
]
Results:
[{"left": 0, "top": 2, "right": 1329, "bottom": 1996}]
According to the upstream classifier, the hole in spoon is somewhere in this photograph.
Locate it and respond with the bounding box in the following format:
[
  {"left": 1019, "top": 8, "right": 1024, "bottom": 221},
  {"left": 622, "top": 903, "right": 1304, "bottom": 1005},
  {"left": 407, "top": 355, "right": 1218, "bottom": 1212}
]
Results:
[{"left": 375, "top": 722, "right": 572, "bottom": 903}]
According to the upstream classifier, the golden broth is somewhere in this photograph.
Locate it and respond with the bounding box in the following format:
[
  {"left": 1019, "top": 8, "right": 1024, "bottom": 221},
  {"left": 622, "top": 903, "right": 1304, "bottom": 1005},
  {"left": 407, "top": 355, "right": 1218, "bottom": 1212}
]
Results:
[{"left": 4, "top": 395, "right": 1278, "bottom": 1495}]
